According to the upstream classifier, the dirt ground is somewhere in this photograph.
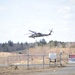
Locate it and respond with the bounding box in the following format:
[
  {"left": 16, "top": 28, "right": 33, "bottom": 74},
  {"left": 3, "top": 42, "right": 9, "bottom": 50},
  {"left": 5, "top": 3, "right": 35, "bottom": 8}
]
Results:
[{"left": 0, "top": 64, "right": 75, "bottom": 75}]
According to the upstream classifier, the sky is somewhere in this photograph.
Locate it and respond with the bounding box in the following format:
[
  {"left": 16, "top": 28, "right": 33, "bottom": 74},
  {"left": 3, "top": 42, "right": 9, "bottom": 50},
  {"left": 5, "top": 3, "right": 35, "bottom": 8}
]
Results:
[{"left": 0, "top": 0, "right": 75, "bottom": 43}]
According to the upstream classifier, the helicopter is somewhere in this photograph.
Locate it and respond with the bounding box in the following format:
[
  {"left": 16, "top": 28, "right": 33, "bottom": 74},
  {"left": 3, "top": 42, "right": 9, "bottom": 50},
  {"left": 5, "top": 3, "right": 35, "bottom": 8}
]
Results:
[{"left": 28, "top": 29, "right": 53, "bottom": 38}]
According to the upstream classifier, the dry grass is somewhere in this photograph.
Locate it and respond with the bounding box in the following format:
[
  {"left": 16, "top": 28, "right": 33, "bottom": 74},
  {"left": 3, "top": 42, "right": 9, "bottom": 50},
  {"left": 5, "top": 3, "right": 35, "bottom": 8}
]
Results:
[
  {"left": 0, "top": 52, "right": 17, "bottom": 57},
  {"left": 29, "top": 45, "right": 75, "bottom": 55},
  {"left": 0, "top": 46, "right": 75, "bottom": 65}
]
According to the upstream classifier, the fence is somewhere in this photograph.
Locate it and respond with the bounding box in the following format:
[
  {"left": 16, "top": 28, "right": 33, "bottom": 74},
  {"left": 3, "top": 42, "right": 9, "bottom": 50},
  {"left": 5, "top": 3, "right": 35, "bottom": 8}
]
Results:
[{"left": 0, "top": 53, "right": 68, "bottom": 69}]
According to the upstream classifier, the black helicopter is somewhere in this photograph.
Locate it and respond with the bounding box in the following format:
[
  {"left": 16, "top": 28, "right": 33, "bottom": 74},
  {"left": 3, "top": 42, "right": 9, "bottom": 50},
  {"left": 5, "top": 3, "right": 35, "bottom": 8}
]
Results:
[{"left": 28, "top": 29, "right": 53, "bottom": 38}]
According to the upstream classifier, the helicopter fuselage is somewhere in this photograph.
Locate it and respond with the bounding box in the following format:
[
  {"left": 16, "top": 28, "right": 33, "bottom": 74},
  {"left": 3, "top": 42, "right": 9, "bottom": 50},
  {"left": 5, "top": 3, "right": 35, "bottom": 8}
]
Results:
[
  {"left": 29, "top": 33, "right": 51, "bottom": 38},
  {"left": 28, "top": 29, "right": 53, "bottom": 38}
]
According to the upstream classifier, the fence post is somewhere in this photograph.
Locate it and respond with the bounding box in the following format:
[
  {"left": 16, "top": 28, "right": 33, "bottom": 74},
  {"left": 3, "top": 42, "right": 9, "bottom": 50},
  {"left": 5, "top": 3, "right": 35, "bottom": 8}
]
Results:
[
  {"left": 43, "top": 55, "right": 45, "bottom": 69},
  {"left": 60, "top": 52, "right": 62, "bottom": 66},
  {"left": 27, "top": 54, "right": 29, "bottom": 69},
  {"left": 7, "top": 56, "right": 9, "bottom": 65}
]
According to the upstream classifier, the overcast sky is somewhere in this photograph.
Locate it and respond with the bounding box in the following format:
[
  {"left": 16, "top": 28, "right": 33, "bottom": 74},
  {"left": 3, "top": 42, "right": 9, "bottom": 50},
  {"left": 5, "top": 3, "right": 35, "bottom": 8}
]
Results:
[{"left": 0, "top": 0, "right": 75, "bottom": 43}]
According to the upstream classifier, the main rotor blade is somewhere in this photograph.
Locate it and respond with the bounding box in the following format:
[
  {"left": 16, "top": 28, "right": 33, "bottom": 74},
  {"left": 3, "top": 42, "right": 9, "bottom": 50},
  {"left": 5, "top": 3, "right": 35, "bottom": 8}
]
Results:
[
  {"left": 29, "top": 30, "right": 37, "bottom": 34},
  {"left": 24, "top": 33, "right": 31, "bottom": 35}
]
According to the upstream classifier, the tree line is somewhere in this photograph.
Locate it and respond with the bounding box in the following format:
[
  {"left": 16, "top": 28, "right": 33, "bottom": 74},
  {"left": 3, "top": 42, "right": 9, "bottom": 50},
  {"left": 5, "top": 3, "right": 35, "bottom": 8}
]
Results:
[{"left": 0, "top": 39, "right": 75, "bottom": 52}]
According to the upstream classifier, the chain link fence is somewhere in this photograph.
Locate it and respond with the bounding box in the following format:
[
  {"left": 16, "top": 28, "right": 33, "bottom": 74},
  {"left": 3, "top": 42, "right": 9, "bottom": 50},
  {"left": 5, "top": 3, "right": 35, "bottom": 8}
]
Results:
[{"left": 0, "top": 53, "right": 69, "bottom": 69}]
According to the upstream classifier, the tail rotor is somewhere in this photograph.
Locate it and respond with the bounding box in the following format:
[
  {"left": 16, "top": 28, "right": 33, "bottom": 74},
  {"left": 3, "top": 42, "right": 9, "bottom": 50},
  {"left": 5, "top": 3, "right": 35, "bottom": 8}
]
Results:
[{"left": 49, "top": 29, "right": 53, "bottom": 35}]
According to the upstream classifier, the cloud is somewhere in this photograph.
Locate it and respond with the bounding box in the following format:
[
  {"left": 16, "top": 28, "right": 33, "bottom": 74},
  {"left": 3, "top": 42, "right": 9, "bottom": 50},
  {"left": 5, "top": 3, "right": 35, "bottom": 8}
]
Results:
[
  {"left": 58, "top": 6, "right": 70, "bottom": 14},
  {"left": 0, "top": 6, "right": 8, "bottom": 11},
  {"left": 63, "top": 28, "right": 71, "bottom": 31},
  {"left": 58, "top": 6, "right": 71, "bottom": 19},
  {"left": 70, "top": 0, "right": 75, "bottom": 4},
  {"left": 61, "top": 14, "right": 71, "bottom": 19}
]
